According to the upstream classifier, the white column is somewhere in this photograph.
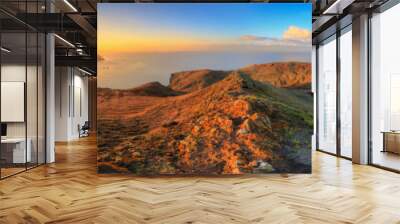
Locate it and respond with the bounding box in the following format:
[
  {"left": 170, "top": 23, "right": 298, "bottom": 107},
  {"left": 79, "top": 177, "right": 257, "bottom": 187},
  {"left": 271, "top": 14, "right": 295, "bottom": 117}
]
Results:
[
  {"left": 352, "top": 14, "right": 369, "bottom": 164},
  {"left": 55, "top": 67, "right": 73, "bottom": 141},
  {"left": 45, "top": 0, "right": 56, "bottom": 163},
  {"left": 46, "top": 32, "right": 55, "bottom": 163}
]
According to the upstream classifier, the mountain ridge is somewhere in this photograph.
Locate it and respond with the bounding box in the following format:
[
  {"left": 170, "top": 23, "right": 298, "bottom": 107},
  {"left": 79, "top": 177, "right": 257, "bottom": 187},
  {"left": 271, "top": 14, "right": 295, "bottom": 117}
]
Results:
[
  {"left": 99, "top": 62, "right": 311, "bottom": 97},
  {"left": 98, "top": 81, "right": 181, "bottom": 97},
  {"left": 168, "top": 62, "right": 311, "bottom": 93}
]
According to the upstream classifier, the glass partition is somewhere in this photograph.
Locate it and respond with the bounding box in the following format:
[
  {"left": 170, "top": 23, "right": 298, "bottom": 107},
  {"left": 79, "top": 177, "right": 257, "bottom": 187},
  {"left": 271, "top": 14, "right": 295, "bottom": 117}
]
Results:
[
  {"left": 1, "top": 31, "right": 28, "bottom": 177},
  {"left": 27, "top": 31, "right": 38, "bottom": 169},
  {"left": 317, "top": 35, "right": 337, "bottom": 154},
  {"left": 0, "top": 3, "right": 46, "bottom": 179}
]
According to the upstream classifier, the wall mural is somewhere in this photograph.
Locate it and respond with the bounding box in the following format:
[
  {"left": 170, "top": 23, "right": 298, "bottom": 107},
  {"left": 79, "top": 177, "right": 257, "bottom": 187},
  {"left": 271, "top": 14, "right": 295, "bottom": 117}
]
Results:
[{"left": 97, "top": 3, "right": 313, "bottom": 175}]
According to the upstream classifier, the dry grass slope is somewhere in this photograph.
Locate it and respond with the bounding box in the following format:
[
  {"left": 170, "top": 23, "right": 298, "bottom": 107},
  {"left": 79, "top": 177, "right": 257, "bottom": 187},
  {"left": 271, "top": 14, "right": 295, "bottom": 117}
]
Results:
[{"left": 98, "top": 69, "right": 313, "bottom": 174}]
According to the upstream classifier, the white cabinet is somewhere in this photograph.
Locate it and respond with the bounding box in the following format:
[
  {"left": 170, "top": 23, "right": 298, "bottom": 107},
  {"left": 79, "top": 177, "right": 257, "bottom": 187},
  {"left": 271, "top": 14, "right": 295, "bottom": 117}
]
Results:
[{"left": 1, "top": 138, "right": 32, "bottom": 163}]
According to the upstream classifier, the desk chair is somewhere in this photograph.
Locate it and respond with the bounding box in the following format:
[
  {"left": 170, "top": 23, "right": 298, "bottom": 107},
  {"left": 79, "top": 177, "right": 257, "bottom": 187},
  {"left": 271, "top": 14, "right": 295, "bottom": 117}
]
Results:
[{"left": 79, "top": 121, "right": 90, "bottom": 138}]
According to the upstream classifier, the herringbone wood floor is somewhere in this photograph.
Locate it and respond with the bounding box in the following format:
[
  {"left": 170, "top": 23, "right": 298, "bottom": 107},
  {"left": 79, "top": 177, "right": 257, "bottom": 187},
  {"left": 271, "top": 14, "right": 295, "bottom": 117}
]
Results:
[{"left": 1, "top": 136, "right": 400, "bottom": 224}]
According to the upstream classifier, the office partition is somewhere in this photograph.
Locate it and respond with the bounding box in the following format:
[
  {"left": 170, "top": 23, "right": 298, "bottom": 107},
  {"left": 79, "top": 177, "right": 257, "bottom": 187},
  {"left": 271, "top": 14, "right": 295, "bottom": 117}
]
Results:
[{"left": 0, "top": 1, "right": 47, "bottom": 179}]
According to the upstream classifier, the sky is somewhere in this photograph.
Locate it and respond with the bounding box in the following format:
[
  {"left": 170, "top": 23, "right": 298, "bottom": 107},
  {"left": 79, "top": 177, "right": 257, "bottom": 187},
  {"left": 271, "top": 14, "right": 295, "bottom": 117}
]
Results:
[{"left": 98, "top": 3, "right": 312, "bottom": 89}]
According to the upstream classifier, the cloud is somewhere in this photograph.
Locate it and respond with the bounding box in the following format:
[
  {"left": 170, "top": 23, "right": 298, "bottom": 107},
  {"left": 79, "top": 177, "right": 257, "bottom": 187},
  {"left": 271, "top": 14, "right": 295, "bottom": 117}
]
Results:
[
  {"left": 239, "top": 26, "right": 311, "bottom": 46},
  {"left": 283, "top": 26, "right": 311, "bottom": 42},
  {"left": 238, "top": 26, "right": 311, "bottom": 51},
  {"left": 239, "top": 35, "right": 269, "bottom": 41},
  {"left": 238, "top": 36, "right": 309, "bottom": 50}
]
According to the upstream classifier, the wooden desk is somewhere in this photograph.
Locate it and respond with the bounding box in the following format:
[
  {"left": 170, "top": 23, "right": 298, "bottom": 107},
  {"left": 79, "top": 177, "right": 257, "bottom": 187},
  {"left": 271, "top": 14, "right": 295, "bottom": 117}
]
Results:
[
  {"left": 1, "top": 138, "right": 31, "bottom": 164},
  {"left": 382, "top": 131, "right": 400, "bottom": 154}
]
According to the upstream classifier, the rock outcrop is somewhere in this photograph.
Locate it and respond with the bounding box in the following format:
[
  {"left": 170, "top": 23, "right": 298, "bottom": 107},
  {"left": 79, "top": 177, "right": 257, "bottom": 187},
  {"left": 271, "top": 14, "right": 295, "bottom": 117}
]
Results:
[{"left": 169, "top": 69, "right": 229, "bottom": 93}]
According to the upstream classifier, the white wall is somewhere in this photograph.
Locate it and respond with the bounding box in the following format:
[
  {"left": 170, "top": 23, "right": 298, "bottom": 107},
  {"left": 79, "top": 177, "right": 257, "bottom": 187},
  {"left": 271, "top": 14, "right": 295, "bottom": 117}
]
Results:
[
  {"left": 1, "top": 65, "right": 26, "bottom": 140},
  {"left": 55, "top": 67, "right": 70, "bottom": 141},
  {"left": 1, "top": 65, "right": 37, "bottom": 138},
  {"left": 72, "top": 73, "right": 89, "bottom": 138},
  {"left": 312, "top": 45, "right": 317, "bottom": 151},
  {"left": 55, "top": 67, "right": 89, "bottom": 141},
  {"left": 1, "top": 63, "right": 46, "bottom": 164}
]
